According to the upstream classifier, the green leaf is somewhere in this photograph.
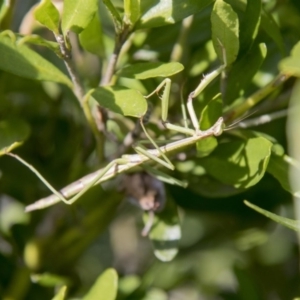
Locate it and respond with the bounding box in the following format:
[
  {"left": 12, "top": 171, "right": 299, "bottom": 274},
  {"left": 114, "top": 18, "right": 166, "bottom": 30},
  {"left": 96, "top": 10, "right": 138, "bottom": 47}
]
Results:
[
  {"left": 103, "top": 0, "right": 123, "bottom": 33},
  {"left": 31, "top": 273, "right": 70, "bottom": 287},
  {"left": 182, "top": 171, "right": 243, "bottom": 198},
  {"left": 227, "top": 0, "right": 285, "bottom": 55},
  {"left": 211, "top": 0, "right": 239, "bottom": 65},
  {"left": 124, "top": 0, "right": 140, "bottom": 26},
  {"left": 211, "top": 0, "right": 239, "bottom": 66},
  {"left": 79, "top": 12, "right": 105, "bottom": 57},
  {"left": 143, "top": 165, "right": 188, "bottom": 188},
  {"left": 117, "top": 62, "right": 184, "bottom": 80},
  {"left": 145, "top": 198, "right": 181, "bottom": 262},
  {"left": 0, "top": 119, "right": 31, "bottom": 156},
  {"left": 0, "top": 197, "right": 30, "bottom": 235},
  {"left": 61, "top": 0, "right": 98, "bottom": 35},
  {"left": 267, "top": 154, "right": 294, "bottom": 195},
  {"left": 239, "top": 0, "right": 261, "bottom": 53},
  {"left": 137, "top": 0, "right": 214, "bottom": 29},
  {"left": 91, "top": 86, "right": 147, "bottom": 118},
  {"left": 261, "top": 8, "right": 285, "bottom": 56},
  {"left": 16, "top": 34, "right": 60, "bottom": 54},
  {"left": 0, "top": 0, "right": 10, "bottom": 23},
  {"left": 189, "top": 40, "right": 217, "bottom": 77},
  {"left": 279, "top": 41, "right": 300, "bottom": 77},
  {"left": 83, "top": 269, "right": 118, "bottom": 300},
  {"left": 199, "top": 94, "right": 223, "bottom": 130},
  {"left": 196, "top": 94, "right": 223, "bottom": 157},
  {"left": 52, "top": 286, "right": 67, "bottom": 300},
  {"left": 224, "top": 43, "right": 267, "bottom": 103},
  {"left": 0, "top": 35, "right": 72, "bottom": 87},
  {"left": 34, "top": 0, "right": 60, "bottom": 34},
  {"left": 201, "top": 137, "right": 272, "bottom": 189},
  {"left": 244, "top": 200, "right": 300, "bottom": 232}
]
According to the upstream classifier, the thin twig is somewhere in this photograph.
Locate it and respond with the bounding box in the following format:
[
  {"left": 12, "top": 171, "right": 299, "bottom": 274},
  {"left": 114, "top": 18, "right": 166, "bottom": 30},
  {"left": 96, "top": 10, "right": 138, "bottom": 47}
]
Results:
[
  {"left": 224, "top": 73, "right": 291, "bottom": 124},
  {"left": 100, "top": 26, "right": 131, "bottom": 86},
  {"left": 55, "top": 33, "right": 105, "bottom": 160},
  {"left": 55, "top": 34, "right": 85, "bottom": 101}
]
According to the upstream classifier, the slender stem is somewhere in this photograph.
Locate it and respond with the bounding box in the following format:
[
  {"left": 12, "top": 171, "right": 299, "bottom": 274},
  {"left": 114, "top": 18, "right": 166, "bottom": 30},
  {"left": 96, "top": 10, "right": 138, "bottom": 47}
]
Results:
[
  {"left": 224, "top": 73, "right": 291, "bottom": 124},
  {"left": 82, "top": 94, "right": 105, "bottom": 159},
  {"left": 100, "top": 26, "right": 131, "bottom": 86},
  {"left": 55, "top": 34, "right": 84, "bottom": 101},
  {"left": 55, "top": 34, "right": 105, "bottom": 161}
]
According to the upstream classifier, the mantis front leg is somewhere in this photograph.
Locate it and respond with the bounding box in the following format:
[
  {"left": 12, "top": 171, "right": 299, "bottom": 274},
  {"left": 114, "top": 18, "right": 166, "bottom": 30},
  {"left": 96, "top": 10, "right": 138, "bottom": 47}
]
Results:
[
  {"left": 145, "top": 78, "right": 195, "bottom": 136},
  {"left": 146, "top": 63, "right": 226, "bottom": 138},
  {"left": 138, "top": 63, "right": 226, "bottom": 171}
]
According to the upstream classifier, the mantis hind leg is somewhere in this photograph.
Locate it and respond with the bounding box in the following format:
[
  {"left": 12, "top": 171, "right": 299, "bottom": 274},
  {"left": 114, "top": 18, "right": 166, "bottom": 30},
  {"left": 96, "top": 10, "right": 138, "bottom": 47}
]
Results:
[
  {"left": 137, "top": 117, "right": 175, "bottom": 170},
  {"left": 7, "top": 152, "right": 128, "bottom": 206}
]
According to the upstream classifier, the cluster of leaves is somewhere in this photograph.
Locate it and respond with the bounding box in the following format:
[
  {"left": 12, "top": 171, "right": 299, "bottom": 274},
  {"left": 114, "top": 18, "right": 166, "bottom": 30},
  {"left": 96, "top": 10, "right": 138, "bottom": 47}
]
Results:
[{"left": 1, "top": 0, "right": 300, "bottom": 299}]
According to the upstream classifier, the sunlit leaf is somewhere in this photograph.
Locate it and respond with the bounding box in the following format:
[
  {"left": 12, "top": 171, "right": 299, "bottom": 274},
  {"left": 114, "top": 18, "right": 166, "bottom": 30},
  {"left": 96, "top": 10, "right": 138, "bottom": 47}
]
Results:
[
  {"left": 52, "top": 286, "right": 67, "bottom": 300},
  {"left": 224, "top": 43, "right": 267, "bottom": 103},
  {"left": 239, "top": 0, "right": 261, "bottom": 53},
  {"left": 145, "top": 198, "right": 181, "bottom": 262},
  {"left": 0, "top": 119, "right": 30, "bottom": 156},
  {"left": 279, "top": 41, "right": 300, "bottom": 76},
  {"left": 0, "top": 0, "right": 10, "bottom": 23},
  {"left": 91, "top": 86, "right": 147, "bottom": 117},
  {"left": 244, "top": 200, "right": 300, "bottom": 232},
  {"left": 79, "top": 12, "right": 105, "bottom": 57},
  {"left": 34, "top": 0, "right": 60, "bottom": 34},
  {"left": 117, "top": 62, "right": 184, "bottom": 79},
  {"left": 267, "top": 154, "right": 293, "bottom": 195},
  {"left": 31, "top": 273, "right": 70, "bottom": 287},
  {"left": 261, "top": 8, "right": 285, "bottom": 55},
  {"left": 83, "top": 269, "right": 118, "bottom": 300},
  {"left": 189, "top": 40, "right": 217, "bottom": 77},
  {"left": 138, "top": 0, "right": 213, "bottom": 29},
  {"left": 211, "top": 0, "right": 239, "bottom": 65},
  {"left": 102, "top": 0, "right": 123, "bottom": 32},
  {"left": 201, "top": 137, "right": 272, "bottom": 189},
  {"left": 16, "top": 34, "right": 60, "bottom": 54},
  {"left": 124, "top": 0, "right": 140, "bottom": 25},
  {"left": 0, "top": 34, "right": 72, "bottom": 87},
  {"left": 0, "top": 196, "right": 30, "bottom": 235},
  {"left": 62, "top": 0, "right": 98, "bottom": 35}
]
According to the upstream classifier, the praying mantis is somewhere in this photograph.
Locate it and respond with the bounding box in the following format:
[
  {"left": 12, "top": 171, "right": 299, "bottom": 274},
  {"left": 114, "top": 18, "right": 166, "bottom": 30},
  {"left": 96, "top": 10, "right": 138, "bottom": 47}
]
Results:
[{"left": 7, "top": 61, "right": 227, "bottom": 213}]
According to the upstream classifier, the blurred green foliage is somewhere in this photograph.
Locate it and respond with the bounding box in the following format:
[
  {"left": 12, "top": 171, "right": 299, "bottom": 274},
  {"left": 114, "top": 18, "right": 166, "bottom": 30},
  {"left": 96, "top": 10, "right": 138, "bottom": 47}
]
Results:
[{"left": 0, "top": 0, "right": 300, "bottom": 299}]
